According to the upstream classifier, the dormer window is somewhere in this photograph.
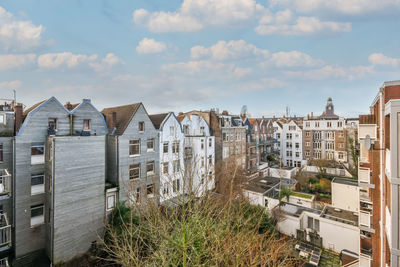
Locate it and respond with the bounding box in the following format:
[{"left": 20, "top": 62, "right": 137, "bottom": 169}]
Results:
[
  {"left": 83, "top": 119, "right": 91, "bottom": 131},
  {"left": 139, "top": 121, "right": 145, "bottom": 132}
]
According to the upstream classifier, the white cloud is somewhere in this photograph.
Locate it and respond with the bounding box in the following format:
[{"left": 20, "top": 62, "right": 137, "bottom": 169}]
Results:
[
  {"left": 256, "top": 16, "right": 351, "bottom": 35},
  {"left": 37, "top": 52, "right": 122, "bottom": 71},
  {"left": 368, "top": 53, "right": 400, "bottom": 67},
  {"left": 285, "top": 65, "right": 373, "bottom": 80},
  {"left": 269, "top": 51, "right": 323, "bottom": 67},
  {"left": 232, "top": 67, "right": 252, "bottom": 79},
  {"left": 0, "top": 80, "right": 22, "bottom": 90},
  {"left": 191, "top": 40, "right": 269, "bottom": 61},
  {"left": 0, "top": 54, "right": 36, "bottom": 71},
  {"left": 136, "top": 38, "right": 167, "bottom": 54},
  {"left": 269, "top": 0, "right": 400, "bottom": 16},
  {"left": 0, "top": 6, "right": 44, "bottom": 52},
  {"left": 133, "top": 0, "right": 264, "bottom": 33}
]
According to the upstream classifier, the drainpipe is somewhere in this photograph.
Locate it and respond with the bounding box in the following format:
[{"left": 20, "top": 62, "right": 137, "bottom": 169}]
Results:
[
  {"left": 69, "top": 114, "right": 74, "bottom": 135},
  {"left": 379, "top": 89, "right": 384, "bottom": 267}
]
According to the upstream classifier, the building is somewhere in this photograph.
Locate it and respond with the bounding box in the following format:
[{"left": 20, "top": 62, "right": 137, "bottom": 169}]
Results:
[
  {"left": 102, "top": 103, "right": 160, "bottom": 205},
  {"left": 180, "top": 114, "right": 215, "bottom": 198},
  {"left": 273, "top": 120, "right": 304, "bottom": 167},
  {"left": 357, "top": 80, "right": 400, "bottom": 266},
  {"left": 243, "top": 118, "right": 261, "bottom": 170},
  {"left": 14, "top": 97, "right": 108, "bottom": 264},
  {"left": 303, "top": 98, "right": 348, "bottom": 164},
  {"left": 149, "top": 112, "right": 185, "bottom": 203}
]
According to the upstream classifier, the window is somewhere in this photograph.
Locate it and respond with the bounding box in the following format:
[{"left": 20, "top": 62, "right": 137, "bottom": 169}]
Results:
[
  {"left": 306, "top": 142, "right": 310, "bottom": 147},
  {"left": 337, "top": 121, "right": 343, "bottom": 127},
  {"left": 129, "top": 163, "right": 140, "bottom": 180},
  {"left": 163, "top": 142, "right": 169, "bottom": 153},
  {"left": 129, "top": 140, "right": 140, "bottom": 156},
  {"left": 163, "top": 184, "right": 169, "bottom": 195},
  {"left": 48, "top": 118, "right": 58, "bottom": 131},
  {"left": 163, "top": 162, "right": 169, "bottom": 174},
  {"left": 209, "top": 138, "right": 212, "bottom": 147},
  {"left": 223, "top": 133, "right": 227, "bottom": 141},
  {"left": 307, "top": 217, "right": 320, "bottom": 232},
  {"left": 208, "top": 155, "right": 213, "bottom": 165},
  {"left": 286, "top": 133, "right": 292, "bottom": 139},
  {"left": 276, "top": 133, "right": 280, "bottom": 139},
  {"left": 83, "top": 119, "right": 91, "bottom": 131},
  {"left": 0, "top": 144, "right": 3, "bottom": 162},
  {"left": 338, "top": 152, "right": 344, "bottom": 160},
  {"left": 315, "top": 122, "right": 320, "bottom": 128},
  {"left": 339, "top": 131, "right": 344, "bottom": 138},
  {"left": 295, "top": 143, "right": 299, "bottom": 149},
  {"left": 327, "top": 122, "right": 332, "bottom": 128},
  {"left": 201, "top": 157, "right": 205, "bottom": 167},
  {"left": 134, "top": 188, "right": 140, "bottom": 203},
  {"left": 306, "top": 122, "right": 310, "bottom": 127},
  {"left": 296, "top": 152, "right": 300, "bottom": 158},
  {"left": 170, "top": 126, "right": 175, "bottom": 136},
  {"left": 338, "top": 143, "right": 344, "bottom": 149},
  {"left": 326, "top": 141, "right": 334, "bottom": 150},
  {"left": 305, "top": 151, "right": 310, "bottom": 157},
  {"left": 107, "top": 195, "right": 116, "bottom": 211},
  {"left": 173, "top": 160, "right": 180, "bottom": 173},
  {"left": 31, "top": 174, "right": 45, "bottom": 195},
  {"left": 201, "top": 139, "right": 205, "bottom": 149},
  {"left": 138, "top": 121, "right": 145, "bottom": 132},
  {"left": 0, "top": 115, "right": 4, "bottom": 125},
  {"left": 172, "top": 142, "right": 179, "bottom": 154},
  {"left": 305, "top": 131, "right": 310, "bottom": 137},
  {"left": 183, "top": 125, "right": 189, "bottom": 135},
  {"left": 147, "top": 184, "right": 154, "bottom": 198},
  {"left": 173, "top": 179, "right": 180, "bottom": 193},
  {"left": 147, "top": 139, "right": 154, "bottom": 151},
  {"left": 200, "top": 126, "right": 205, "bottom": 135},
  {"left": 31, "top": 204, "right": 44, "bottom": 227},
  {"left": 147, "top": 161, "right": 155, "bottom": 176},
  {"left": 31, "top": 143, "right": 45, "bottom": 165},
  {"left": 264, "top": 198, "right": 268, "bottom": 207}
]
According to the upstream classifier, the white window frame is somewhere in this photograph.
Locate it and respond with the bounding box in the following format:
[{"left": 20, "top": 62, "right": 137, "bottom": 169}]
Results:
[
  {"left": 31, "top": 204, "right": 45, "bottom": 227},
  {"left": 146, "top": 161, "right": 155, "bottom": 176},
  {"left": 147, "top": 184, "right": 154, "bottom": 198},
  {"left": 147, "top": 139, "right": 155, "bottom": 152},
  {"left": 31, "top": 143, "right": 45, "bottom": 165},
  {"left": 48, "top": 118, "right": 58, "bottom": 131},
  {"left": 31, "top": 174, "right": 45, "bottom": 195},
  {"left": 129, "top": 163, "right": 140, "bottom": 180},
  {"left": 83, "top": 119, "right": 91, "bottom": 131},
  {"left": 106, "top": 194, "right": 116, "bottom": 211},
  {"left": 138, "top": 121, "right": 145, "bottom": 132},
  {"left": 129, "top": 139, "right": 140, "bottom": 157}
]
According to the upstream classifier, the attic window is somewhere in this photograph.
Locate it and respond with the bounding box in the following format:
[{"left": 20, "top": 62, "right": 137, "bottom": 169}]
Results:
[
  {"left": 48, "top": 118, "right": 57, "bottom": 131},
  {"left": 83, "top": 119, "right": 91, "bottom": 131},
  {"left": 139, "top": 121, "right": 145, "bottom": 132}
]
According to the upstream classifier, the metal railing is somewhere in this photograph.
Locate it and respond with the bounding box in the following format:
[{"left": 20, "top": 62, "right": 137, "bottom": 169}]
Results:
[
  {"left": 0, "top": 170, "right": 11, "bottom": 196},
  {"left": 0, "top": 213, "right": 11, "bottom": 248}
]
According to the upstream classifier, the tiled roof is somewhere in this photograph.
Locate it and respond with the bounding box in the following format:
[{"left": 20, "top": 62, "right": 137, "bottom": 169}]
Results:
[
  {"left": 177, "top": 114, "right": 185, "bottom": 122},
  {"left": 149, "top": 113, "right": 169, "bottom": 129},
  {"left": 23, "top": 100, "right": 46, "bottom": 116},
  {"left": 64, "top": 102, "right": 79, "bottom": 111},
  {"left": 101, "top": 103, "right": 142, "bottom": 135}
]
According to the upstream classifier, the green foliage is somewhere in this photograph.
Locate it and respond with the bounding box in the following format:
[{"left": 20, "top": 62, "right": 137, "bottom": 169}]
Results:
[
  {"left": 279, "top": 188, "right": 292, "bottom": 202},
  {"left": 109, "top": 201, "right": 138, "bottom": 235},
  {"left": 267, "top": 155, "right": 276, "bottom": 162}
]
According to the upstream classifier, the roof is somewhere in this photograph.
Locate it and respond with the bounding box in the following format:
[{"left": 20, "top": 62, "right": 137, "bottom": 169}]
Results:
[
  {"left": 177, "top": 114, "right": 185, "bottom": 122},
  {"left": 23, "top": 100, "right": 46, "bottom": 116},
  {"left": 64, "top": 102, "right": 79, "bottom": 111},
  {"left": 332, "top": 177, "right": 358, "bottom": 187},
  {"left": 101, "top": 103, "right": 142, "bottom": 135},
  {"left": 149, "top": 113, "right": 169, "bottom": 129}
]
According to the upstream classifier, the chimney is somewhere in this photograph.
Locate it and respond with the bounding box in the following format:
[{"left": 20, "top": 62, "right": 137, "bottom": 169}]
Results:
[
  {"left": 111, "top": 111, "right": 117, "bottom": 130},
  {"left": 311, "top": 112, "right": 314, "bottom": 118},
  {"left": 65, "top": 101, "right": 73, "bottom": 111},
  {"left": 14, "top": 104, "right": 23, "bottom": 133}
]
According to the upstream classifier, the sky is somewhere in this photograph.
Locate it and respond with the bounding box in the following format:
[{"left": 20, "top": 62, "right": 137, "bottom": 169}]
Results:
[{"left": 0, "top": 0, "right": 399, "bottom": 118}]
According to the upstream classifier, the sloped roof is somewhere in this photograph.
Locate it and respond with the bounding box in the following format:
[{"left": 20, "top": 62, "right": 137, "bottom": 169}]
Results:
[
  {"left": 149, "top": 113, "right": 169, "bottom": 129},
  {"left": 177, "top": 114, "right": 185, "bottom": 122},
  {"left": 101, "top": 103, "right": 142, "bottom": 135},
  {"left": 23, "top": 100, "right": 46, "bottom": 116},
  {"left": 64, "top": 102, "right": 79, "bottom": 111}
]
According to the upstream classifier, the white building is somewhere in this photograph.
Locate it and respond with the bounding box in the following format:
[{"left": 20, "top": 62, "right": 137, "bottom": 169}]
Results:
[
  {"left": 273, "top": 120, "right": 304, "bottom": 167},
  {"left": 180, "top": 114, "right": 215, "bottom": 197},
  {"left": 150, "top": 113, "right": 185, "bottom": 203}
]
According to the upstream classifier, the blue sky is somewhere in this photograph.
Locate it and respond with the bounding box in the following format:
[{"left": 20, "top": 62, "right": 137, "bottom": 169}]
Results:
[{"left": 0, "top": 0, "right": 399, "bottom": 117}]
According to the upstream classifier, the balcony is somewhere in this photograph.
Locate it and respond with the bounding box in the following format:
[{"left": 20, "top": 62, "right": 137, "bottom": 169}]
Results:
[
  {"left": 360, "top": 189, "right": 373, "bottom": 205},
  {"left": 360, "top": 237, "right": 372, "bottom": 257},
  {"left": 359, "top": 255, "right": 371, "bottom": 267},
  {"left": 0, "top": 170, "right": 11, "bottom": 197},
  {"left": 359, "top": 211, "right": 374, "bottom": 233},
  {"left": 358, "top": 167, "right": 374, "bottom": 188},
  {"left": 359, "top": 142, "right": 369, "bottom": 163},
  {"left": 0, "top": 214, "right": 11, "bottom": 251},
  {"left": 358, "top": 124, "right": 377, "bottom": 141}
]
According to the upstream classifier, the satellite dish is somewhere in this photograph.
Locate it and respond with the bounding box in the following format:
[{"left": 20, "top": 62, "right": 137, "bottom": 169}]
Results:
[{"left": 365, "top": 135, "right": 372, "bottom": 151}]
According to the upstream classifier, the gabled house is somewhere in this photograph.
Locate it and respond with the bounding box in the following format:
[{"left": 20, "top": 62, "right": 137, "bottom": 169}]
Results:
[
  {"left": 14, "top": 97, "right": 108, "bottom": 264},
  {"left": 102, "top": 103, "right": 159, "bottom": 205},
  {"left": 149, "top": 112, "right": 185, "bottom": 203}
]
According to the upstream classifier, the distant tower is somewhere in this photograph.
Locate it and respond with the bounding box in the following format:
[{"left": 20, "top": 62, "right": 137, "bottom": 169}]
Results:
[
  {"left": 240, "top": 105, "right": 248, "bottom": 120},
  {"left": 325, "top": 97, "right": 334, "bottom": 116}
]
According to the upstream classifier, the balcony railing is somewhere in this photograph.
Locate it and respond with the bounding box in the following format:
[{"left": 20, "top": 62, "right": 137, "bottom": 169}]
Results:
[
  {"left": 359, "top": 168, "right": 371, "bottom": 184},
  {"left": 360, "top": 211, "right": 372, "bottom": 229},
  {"left": 0, "top": 170, "right": 11, "bottom": 196},
  {"left": 0, "top": 257, "right": 9, "bottom": 267},
  {"left": 0, "top": 214, "right": 11, "bottom": 249},
  {"left": 358, "top": 124, "right": 377, "bottom": 141}
]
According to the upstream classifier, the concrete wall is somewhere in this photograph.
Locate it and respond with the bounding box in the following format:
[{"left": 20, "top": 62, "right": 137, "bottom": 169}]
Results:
[
  {"left": 331, "top": 181, "right": 359, "bottom": 212},
  {"left": 50, "top": 136, "right": 106, "bottom": 263},
  {"left": 268, "top": 167, "right": 296, "bottom": 179},
  {"left": 0, "top": 137, "right": 13, "bottom": 224}
]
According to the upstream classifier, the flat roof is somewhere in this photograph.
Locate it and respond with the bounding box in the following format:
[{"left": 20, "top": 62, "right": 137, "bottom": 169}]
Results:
[
  {"left": 245, "top": 176, "right": 296, "bottom": 195},
  {"left": 321, "top": 206, "right": 358, "bottom": 226},
  {"left": 332, "top": 177, "right": 358, "bottom": 187},
  {"left": 279, "top": 203, "right": 322, "bottom": 218}
]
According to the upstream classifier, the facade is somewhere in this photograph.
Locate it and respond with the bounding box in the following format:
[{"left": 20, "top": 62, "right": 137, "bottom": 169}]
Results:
[
  {"left": 357, "top": 80, "right": 400, "bottom": 267},
  {"left": 273, "top": 120, "right": 304, "bottom": 167},
  {"left": 14, "top": 97, "right": 108, "bottom": 264},
  {"left": 180, "top": 114, "right": 215, "bottom": 197},
  {"left": 243, "top": 118, "right": 261, "bottom": 170},
  {"left": 149, "top": 113, "right": 185, "bottom": 203},
  {"left": 102, "top": 103, "right": 160, "bottom": 205},
  {"left": 303, "top": 98, "right": 348, "bottom": 164}
]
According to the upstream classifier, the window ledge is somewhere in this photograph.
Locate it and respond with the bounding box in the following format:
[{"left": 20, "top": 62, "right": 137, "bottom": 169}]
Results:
[{"left": 129, "top": 154, "right": 140, "bottom": 158}]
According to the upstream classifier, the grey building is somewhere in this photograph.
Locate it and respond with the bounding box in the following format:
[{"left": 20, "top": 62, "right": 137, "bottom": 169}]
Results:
[
  {"left": 14, "top": 97, "right": 108, "bottom": 264},
  {"left": 102, "top": 103, "right": 160, "bottom": 205}
]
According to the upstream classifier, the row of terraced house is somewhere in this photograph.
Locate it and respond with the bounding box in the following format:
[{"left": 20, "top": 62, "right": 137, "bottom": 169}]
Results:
[{"left": 0, "top": 97, "right": 256, "bottom": 265}]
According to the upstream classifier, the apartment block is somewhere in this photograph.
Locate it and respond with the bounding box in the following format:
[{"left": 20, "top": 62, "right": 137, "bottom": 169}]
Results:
[
  {"left": 273, "top": 120, "right": 304, "bottom": 167},
  {"left": 14, "top": 97, "right": 108, "bottom": 264},
  {"left": 303, "top": 98, "right": 348, "bottom": 164},
  {"left": 357, "top": 80, "right": 400, "bottom": 267}
]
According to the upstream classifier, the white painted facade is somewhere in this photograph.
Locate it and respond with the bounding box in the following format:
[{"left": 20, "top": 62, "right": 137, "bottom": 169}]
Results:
[
  {"left": 273, "top": 120, "right": 303, "bottom": 167},
  {"left": 331, "top": 179, "right": 359, "bottom": 213},
  {"left": 157, "top": 113, "right": 185, "bottom": 203},
  {"left": 181, "top": 114, "right": 215, "bottom": 197}
]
